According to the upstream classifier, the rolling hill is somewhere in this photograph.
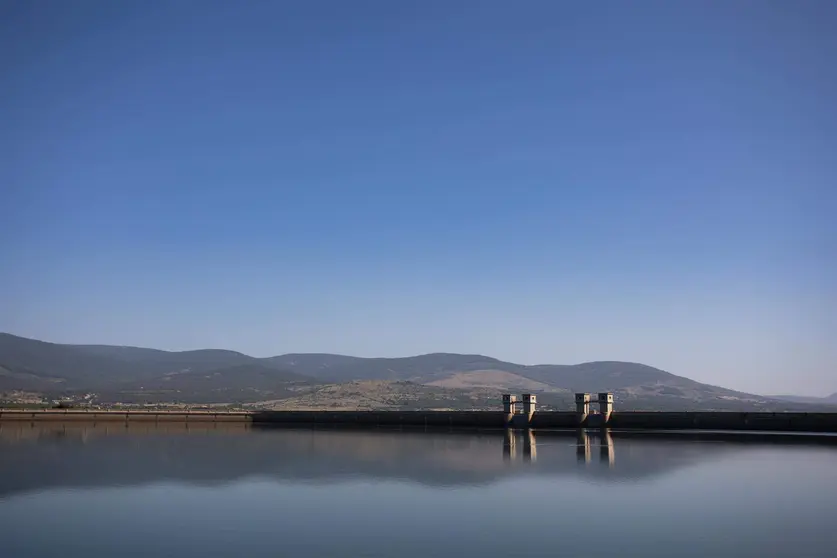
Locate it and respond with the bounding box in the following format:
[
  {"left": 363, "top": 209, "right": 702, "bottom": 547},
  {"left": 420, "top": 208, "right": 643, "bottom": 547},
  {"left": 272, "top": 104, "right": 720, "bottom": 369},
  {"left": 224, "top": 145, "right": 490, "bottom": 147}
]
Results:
[
  {"left": 0, "top": 334, "right": 307, "bottom": 401},
  {"left": 769, "top": 393, "right": 837, "bottom": 406},
  {"left": 97, "top": 364, "right": 316, "bottom": 405},
  {"left": 1, "top": 332, "right": 833, "bottom": 411},
  {"left": 265, "top": 352, "right": 773, "bottom": 407},
  {"left": 263, "top": 352, "right": 509, "bottom": 383}
]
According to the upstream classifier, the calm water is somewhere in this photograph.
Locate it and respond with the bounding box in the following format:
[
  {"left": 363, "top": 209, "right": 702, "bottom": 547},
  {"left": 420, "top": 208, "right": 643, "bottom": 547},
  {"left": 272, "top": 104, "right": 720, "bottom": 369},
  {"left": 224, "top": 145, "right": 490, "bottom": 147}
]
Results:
[{"left": 1, "top": 423, "right": 836, "bottom": 557}]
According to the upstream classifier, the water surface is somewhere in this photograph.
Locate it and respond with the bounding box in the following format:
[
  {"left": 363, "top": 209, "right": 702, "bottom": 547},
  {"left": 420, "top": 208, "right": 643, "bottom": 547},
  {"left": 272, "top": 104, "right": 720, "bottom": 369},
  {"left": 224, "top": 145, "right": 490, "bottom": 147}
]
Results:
[{"left": 1, "top": 423, "right": 835, "bottom": 557}]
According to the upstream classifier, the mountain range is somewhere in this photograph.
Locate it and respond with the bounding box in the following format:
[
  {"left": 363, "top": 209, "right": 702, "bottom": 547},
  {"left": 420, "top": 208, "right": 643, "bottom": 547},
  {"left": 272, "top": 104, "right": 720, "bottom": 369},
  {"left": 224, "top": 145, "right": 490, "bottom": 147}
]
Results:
[{"left": 1, "top": 332, "right": 834, "bottom": 411}]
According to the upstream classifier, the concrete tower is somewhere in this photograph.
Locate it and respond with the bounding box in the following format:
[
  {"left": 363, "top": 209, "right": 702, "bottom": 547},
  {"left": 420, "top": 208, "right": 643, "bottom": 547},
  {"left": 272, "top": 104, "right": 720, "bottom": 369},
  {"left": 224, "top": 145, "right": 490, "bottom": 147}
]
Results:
[
  {"left": 598, "top": 392, "right": 614, "bottom": 422},
  {"left": 575, "top": 393, "right": 591, "bottom": 424},
  {"left": 502, "top": 394, "right": 518, "bottom": 425},
  {"left": 521, "top": 393, "right": 537, "bottom": 423}
]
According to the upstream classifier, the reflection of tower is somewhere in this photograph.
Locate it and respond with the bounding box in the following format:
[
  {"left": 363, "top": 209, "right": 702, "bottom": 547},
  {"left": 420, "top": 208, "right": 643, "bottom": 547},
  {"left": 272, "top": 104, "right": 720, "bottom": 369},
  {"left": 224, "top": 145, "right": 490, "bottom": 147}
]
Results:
[
  {"left": 523, "top": 430, "right": 537, "bottom": 463},
  {"left": 503, "top": 428, "right": 517, "bottom": 461},
  {"left": 600, "top": 429, "right": 615, "bottom": 467},
  {"left": 575, "top": 393, "right": 591, "bottom": 425},
  {"left": 577, "top": 429, "right": 616, "bottom": 467},
  {"left": 576, "top": 429, "right": 591, "bottom": 464},
  {"left": 503, "top": 429, "right": 537, "bottom": 463}
]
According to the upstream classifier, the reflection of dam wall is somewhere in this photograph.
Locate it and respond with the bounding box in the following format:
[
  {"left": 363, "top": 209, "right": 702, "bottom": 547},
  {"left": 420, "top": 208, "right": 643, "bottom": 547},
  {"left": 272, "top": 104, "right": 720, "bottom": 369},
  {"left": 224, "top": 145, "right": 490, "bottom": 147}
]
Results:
[
  {"left": 2, "top": 410, "right": 837, "bottom": 433},
  {"left": 0, "top": 421, "right": 251, "bottom": 442}
]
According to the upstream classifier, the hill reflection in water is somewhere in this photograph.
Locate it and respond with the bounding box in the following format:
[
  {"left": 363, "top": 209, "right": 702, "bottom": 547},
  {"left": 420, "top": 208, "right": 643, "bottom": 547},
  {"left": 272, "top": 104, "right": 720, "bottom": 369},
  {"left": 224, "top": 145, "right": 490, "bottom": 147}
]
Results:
[{"left": 1, "top": 422, "right": 835, "bottom": 499}]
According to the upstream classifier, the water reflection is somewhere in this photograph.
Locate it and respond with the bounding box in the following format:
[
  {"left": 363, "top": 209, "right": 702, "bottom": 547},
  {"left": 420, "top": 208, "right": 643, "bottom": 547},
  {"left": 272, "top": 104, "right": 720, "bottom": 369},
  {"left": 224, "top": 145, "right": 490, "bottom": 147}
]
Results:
[
  {"left": 2, "top": 422, "right": 837, "bottom": 558},
  {"left": 1, "top": 422, "right": 836, "bottom": 499},
  {"left": 502, "top": 429, "right": 537, "bottom": 462},
  {"left": 574, "top": 429, "right": 615, "bottom": 467}
]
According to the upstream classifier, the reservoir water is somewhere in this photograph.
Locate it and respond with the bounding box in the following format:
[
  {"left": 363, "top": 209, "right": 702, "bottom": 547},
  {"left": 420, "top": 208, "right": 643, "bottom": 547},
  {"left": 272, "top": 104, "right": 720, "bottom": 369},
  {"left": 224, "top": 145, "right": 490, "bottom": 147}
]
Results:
[{"left": 1, "top": 423, "right": 836, "bottom": 557}]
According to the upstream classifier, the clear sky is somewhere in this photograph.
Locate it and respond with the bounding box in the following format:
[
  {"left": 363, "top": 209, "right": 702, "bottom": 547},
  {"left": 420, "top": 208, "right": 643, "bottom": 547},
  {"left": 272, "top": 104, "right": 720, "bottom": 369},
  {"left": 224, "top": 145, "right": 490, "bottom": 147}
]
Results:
[{"left": 2, "top": 1, "right": 835, "bottom": 395}]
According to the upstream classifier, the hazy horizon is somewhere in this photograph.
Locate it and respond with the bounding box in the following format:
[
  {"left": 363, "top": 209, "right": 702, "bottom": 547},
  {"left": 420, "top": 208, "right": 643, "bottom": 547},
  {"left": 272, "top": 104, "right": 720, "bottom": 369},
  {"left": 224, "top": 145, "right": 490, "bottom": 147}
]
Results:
[{"left": 2, "top": 1, "right": 835, "bottom": 396}]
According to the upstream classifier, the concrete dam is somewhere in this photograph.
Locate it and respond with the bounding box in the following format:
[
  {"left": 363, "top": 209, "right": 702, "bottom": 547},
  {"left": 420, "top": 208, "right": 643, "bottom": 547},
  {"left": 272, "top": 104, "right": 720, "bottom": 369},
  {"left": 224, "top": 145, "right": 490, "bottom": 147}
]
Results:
[{"left": 2, "top": 391, "right": 837, "bottom": 433}]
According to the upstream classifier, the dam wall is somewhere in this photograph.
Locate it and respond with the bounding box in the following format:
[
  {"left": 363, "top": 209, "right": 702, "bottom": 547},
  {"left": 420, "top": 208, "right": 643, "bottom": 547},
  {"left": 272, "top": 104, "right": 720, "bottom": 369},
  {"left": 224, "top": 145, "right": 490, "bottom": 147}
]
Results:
[
  {"left": 2, "top": 409, "right": 837, "bottom": 433},
  {"left": 607, "top": 411, "right": 837, "bottom": 433},
  {"left": 251, "top": 410, "right": 507, "bottom": 429},
  {"left": 528, "top": 412, "right": 578, "bottom": 428},
  {"left": 0, "top": 409, "right": 508, "bottom": 429},
  {"left": 515, "top": 411, "right": 837, "bottom": 432}
]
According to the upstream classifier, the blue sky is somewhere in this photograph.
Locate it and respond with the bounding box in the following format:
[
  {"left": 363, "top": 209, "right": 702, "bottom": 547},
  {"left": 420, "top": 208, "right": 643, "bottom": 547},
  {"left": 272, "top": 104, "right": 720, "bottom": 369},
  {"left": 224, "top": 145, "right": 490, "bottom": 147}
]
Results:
[{"left": 2, "top": 1, "right": 835, "bottom": 395}]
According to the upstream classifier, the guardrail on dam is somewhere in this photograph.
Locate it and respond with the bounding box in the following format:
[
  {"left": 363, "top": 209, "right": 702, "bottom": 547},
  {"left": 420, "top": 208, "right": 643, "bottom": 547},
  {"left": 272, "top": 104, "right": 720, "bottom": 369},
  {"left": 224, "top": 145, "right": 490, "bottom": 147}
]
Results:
[{"left": 0, "top": 409, "right": 253, "bottom": 423}]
